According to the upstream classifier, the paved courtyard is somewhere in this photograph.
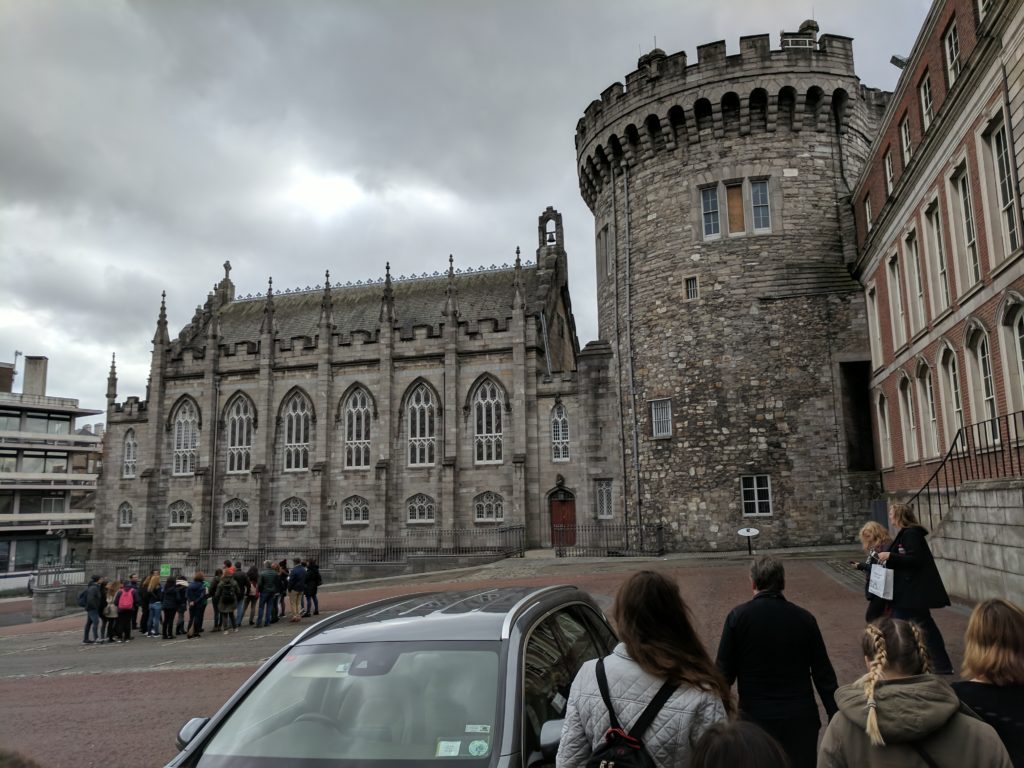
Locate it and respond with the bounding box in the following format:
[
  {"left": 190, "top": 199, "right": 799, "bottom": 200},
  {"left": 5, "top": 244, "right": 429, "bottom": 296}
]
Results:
[{"left": 0, "top": 549, "right": 972, "bottom": 768}]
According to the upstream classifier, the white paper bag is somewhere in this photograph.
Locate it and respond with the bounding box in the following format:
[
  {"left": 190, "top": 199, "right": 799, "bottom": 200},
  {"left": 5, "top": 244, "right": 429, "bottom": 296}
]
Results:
[{"left": 868, "top": 563, "right": 894, "bottom": 600}]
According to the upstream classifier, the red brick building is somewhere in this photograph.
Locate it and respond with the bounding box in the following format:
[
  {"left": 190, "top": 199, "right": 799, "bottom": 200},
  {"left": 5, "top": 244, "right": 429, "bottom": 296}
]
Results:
[{"left": 852, "top": 0, "right": 1024, "bottom": 498}]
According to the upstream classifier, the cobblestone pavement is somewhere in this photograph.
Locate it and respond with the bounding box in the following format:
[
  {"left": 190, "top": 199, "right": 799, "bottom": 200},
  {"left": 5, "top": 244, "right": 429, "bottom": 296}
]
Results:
[{"left": 0, "top": 550, "right": 972, "bottom": 768}]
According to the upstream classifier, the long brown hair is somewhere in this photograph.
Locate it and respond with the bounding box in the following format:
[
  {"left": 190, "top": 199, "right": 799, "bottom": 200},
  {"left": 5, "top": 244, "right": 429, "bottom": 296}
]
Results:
[
  {"left": 962, "top": 599, "right": 1024, "bottom": 686},
  {"left": 612, "top": 570, "right": 734, "bottom": 716}
]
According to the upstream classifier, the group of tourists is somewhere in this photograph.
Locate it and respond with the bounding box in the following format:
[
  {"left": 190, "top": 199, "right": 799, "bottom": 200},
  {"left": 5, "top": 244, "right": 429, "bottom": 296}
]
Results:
[
  {"left": 80, "top": 557, "right": 323, "bottom": 643},
  {"left": 556, "top": 502, "right": 1022, "bottom": 768}
]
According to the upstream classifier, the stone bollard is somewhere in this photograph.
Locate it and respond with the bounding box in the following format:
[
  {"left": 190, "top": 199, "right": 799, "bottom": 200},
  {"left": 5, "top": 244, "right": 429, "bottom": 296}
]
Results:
[{"left": 32, "top": 586, "right": 68, "bottom": 621}]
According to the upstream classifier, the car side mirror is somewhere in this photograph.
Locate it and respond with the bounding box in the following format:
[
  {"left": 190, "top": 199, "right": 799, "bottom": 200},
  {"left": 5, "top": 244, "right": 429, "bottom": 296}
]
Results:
[
  {"left": 539, "top": 719, "right": 564, "bottom": 761},
  {"left": 176, "top": 717, "right": 210, "bottom": 750}
]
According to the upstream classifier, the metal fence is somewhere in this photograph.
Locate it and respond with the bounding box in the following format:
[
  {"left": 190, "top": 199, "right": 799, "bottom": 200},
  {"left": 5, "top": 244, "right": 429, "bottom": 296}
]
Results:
[
  {"left": 910, "top": 410, "right": 1024, "bottom": 529},
  {"left": 35, "top": 564, "right": 87, "bottom": 588},
  {"left": 551, "top": 523, "right": 665, "bottom": 557}
]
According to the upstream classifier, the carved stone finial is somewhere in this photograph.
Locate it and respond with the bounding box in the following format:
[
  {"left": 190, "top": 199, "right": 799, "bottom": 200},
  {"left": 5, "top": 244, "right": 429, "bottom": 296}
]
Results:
[
  {"left": 223, "top": 260, "right": 231, "bottom": 279},
  {"left": 153, "top": 291, "right": 170, "bottom": 346}
]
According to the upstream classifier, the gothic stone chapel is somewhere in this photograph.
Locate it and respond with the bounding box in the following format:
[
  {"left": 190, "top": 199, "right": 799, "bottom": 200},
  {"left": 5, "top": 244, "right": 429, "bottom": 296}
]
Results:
[{"left": 94, "top": 209, "right": 624, "bottom": 558}]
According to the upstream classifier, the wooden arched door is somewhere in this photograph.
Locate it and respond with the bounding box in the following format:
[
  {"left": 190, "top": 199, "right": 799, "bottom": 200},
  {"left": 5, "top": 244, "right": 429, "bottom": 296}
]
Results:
[{"left": 549, "top": 488, "right": 576, "bottom": 547}]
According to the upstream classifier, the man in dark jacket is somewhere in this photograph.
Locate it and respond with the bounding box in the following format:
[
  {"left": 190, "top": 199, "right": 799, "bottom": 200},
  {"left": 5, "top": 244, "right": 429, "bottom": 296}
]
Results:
[
  {"left": 82, "top": 575, "right": 104, "bottom": 644},
  {"left": 255, "top": 561, "right": 278, "bottom": 628},
  {"left": 716, "top": 556, "right": 838, "bottom": 768},
  {"left": 287, "top": 558, "right": 307, "bottom": 622}
]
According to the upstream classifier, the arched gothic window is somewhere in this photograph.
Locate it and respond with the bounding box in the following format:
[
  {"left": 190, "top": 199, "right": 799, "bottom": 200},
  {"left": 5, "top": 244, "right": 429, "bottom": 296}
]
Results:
[
  {"left": 342, "top": 495, "right": 370, "bottom": 524},
  {"left": 474, "top": 491, "right": 504, "bottom": 522},
  {"left": 283, "top": 392, "right": 312, "bottom": 471},
  {"left": 172, "top": 400, "right": 199, "bottom": 476},
  {"left": 224, "top": 498, "right": 248, "bottom": 526},
  {"left": 473, "top": 380, "right": 503, "bottom": 464},
  {"left": 407, "top": 493, "right": 435, "bottom": 523},
  {"left": 940, "top": 346, "right": 965, "bottom": 451},
  {"left": 551, "top": 404, "right": 570, "bottom": 462},
  {"left": 916, "top": 364, "right": 940, "bottom": 459},
  {"left": 226, "top": 396, "right": 254, "bottom": 473},
  {"left": 118, "top": 502, "right": 133, "bottom": 527},
  {"left": 122, "top": 429, "right": 137, "bottom": 478},
  {"left": 899, "top": 377, "right": 919, "bottom": 463},
  {"left": 344, "top": 388, "right": 372, "bottom": 469},
  {"left": 876, "top": 394, "right": 892, "bottom": 468},
  {"left": 169, "top": 500, "right": 193, "bottom": 527},
  {"left": 407, "top": 384, "right": 436, "bottom": 466},
  {"left": 968, "top": 327, "right": 999, "bottom": 444},
  {"left": 281, "top": 496, "right": 308, "bottom": 526}
]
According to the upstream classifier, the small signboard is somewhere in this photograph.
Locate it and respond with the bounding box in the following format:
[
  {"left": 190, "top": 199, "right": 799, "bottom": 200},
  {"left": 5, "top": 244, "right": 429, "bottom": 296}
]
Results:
[
  {"left": 737, "top": 527, "right": 760, "bottom": 556},
  {"left": 159, "top": 564, "right": 171, "bottom": 577}
]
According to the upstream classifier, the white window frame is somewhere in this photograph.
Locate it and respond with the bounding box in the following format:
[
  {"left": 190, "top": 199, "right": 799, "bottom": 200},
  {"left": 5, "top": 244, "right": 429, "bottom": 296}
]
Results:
[
  {"left": 118, "top": 502, "right": 133, "bottom": 528},
  {"left": 407, "top": 384, "right": 436, "bottom": 467},
  {"left": 595, "top": 479, "right": 613, "bottom": 520},
  {"left": 473, "top": 380, "right": 504, "bottom": 465},
  {"left": 944, "top": 21, "right": 961, "bottom": 87},
  {"left": 344, "top": 388, "right": 372, "bottom": 469},
  {"left": 987, "top": 120, "right": 1021, "bottom": 259},
  {"left": 407, "top": 493, "right": 436, "bottom": 524},
  {"left": 919, "top": 73, "right": 934, "bottom": 131},
  {"left": 740, "top": 475, "right": 772, "bottom": 516},
  {"left": 701, "top": 185, "right": 721, "bottom": 239},
  {"left": 941, "top": 347, "right": 965, "bottom": 451},
  {"left": 884, "top": 151, "right": 895, "bottom": 196},
  {"left": 168, "top": 500, "right": 193, "bottom": 528},
  {"left": 474, "top": 491, "right": 505, "bottom": 523},
  {"left": 877, "top": 395, "right": 893, "bottom": 468},
  {"left": 225, "top": 396, "right": 253, "bottom": 474},
  {"left": 969, "top": 331, "right": 1000, "bottom": 444},
  {"left": 223, "top": 498, "right": 248, "bottom": 526},
  {"left": 925, "top": 200, "right": 950, "bottom": 313},
  {"left": 122, "top": 429, "right": 137, "bottom": 479},
  {"left": 864, "top": 197, "right": 873, "bottom": 234},
  {"left": 685, "top": 276, "right": 699, "bottom": 301},
  {"left": 551, "top": 404, "right": 570, "bottom": 462},
  {"left": 888, "top": 253, "right": 907, "bottom": 349},
  {"left": 867, "top": 287, "right": 882, "bottom": 370},
  {"left": 900, "top": 117, "right": 913, "bottom": 168},
  {"left": 906, "top": 231, "right": 926, "bottom": 333},
  {"left": 900, "top": 377, "right": 919, "bottom": 463},
  {"left": 172, "top": 400, "right": 199, "bottom": 476},
  {"left": 650, "top": 398, "right": 673, "bottom": 438},
  {"left": 951, "top": 166, "right": 982, "bottom": 287},
  {"left": 751, "top": 179, "right": 771, "bottom": 232},
  {"left": 918, "top": 367, "right": 940, "bottom": 459},
  {"left": 342, "top": 495, "right": 370, "bottom": 524},
  {"left": 281, "top": 496, "right": 309, "bottom": 526},
  {"left": 283, "top": 392, "right": 311, "bottom": 472}
]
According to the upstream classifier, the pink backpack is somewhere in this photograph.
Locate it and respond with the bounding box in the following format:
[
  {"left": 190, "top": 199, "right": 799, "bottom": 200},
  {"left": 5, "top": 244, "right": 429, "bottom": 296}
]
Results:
[{"left": 117, "top": 588, "right": 134, "bottom": 610}]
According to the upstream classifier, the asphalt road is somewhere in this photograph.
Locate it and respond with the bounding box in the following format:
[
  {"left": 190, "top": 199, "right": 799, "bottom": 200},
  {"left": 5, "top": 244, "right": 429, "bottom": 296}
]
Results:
[{"left": 0, "top": 552, "right": 971, "bottom": 768}]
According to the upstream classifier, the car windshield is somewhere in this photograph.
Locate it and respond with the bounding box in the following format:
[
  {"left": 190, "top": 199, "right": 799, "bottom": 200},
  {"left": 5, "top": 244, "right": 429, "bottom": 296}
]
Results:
[{"left": 195, "top": 640, "right": 502, "bottom": 768}]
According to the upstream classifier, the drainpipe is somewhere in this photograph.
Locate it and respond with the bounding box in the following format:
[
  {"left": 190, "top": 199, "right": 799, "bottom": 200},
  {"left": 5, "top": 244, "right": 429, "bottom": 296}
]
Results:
[
  {"left": 622, "top": 161, "right": 644, "bottom": 544},
  {"left": 610, "top": 164, "right": 629, "bottom": 529},
  {"left": 208, "top": 377, "right": 220, "bottom": 551}
]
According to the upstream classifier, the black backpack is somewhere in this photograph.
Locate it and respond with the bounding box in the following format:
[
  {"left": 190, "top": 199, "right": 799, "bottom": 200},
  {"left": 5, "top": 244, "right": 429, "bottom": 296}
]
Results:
[{"left": 586, "top": 657, "right": 678, "bottom": 768}]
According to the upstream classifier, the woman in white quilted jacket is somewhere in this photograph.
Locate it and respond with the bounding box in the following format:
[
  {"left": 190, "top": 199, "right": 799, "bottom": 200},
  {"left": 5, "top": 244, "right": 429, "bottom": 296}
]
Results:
[{"left": 557, "top": 570, "right": 733, "bottom": 768}]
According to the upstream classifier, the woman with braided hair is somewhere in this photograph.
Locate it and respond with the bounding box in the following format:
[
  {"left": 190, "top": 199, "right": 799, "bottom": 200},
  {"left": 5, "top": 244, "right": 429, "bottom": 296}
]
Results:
[{"left": 818, "top": 617, "right": 1011, "bottom": 767}]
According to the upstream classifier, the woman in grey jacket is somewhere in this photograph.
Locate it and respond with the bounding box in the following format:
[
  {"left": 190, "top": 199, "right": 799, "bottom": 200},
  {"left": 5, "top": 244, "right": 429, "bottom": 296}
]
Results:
[{"left": 557, "top": 571, "right": 731, "bottom": 768}]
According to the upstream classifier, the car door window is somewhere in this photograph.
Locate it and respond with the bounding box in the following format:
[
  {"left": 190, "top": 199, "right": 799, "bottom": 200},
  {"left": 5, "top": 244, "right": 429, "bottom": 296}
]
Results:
[
  {"left": 572, "top": 604, "right": 618, "bottom": 654},
  {"left": 522, "top": 608, "right": 603, "bottom": 763}
]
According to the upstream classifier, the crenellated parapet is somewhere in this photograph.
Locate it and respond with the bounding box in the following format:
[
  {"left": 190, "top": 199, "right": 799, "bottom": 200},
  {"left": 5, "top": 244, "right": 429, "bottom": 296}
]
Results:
[{"left": 575, "top": 20, "right": 869, "bottom": 211}]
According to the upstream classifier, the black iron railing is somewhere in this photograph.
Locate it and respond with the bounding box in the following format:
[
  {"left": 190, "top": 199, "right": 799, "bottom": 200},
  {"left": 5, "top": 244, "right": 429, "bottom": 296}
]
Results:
[
  {"left": 910, "top": 410, "right": 1024, "bottom": 529},
  {"left": 552, "top": 523, "right": 665, "bottom": 557}
]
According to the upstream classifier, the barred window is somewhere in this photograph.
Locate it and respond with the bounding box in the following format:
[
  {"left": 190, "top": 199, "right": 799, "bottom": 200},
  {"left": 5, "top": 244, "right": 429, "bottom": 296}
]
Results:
[
  {"left": 651, "top": 399, "right": 672, "bottom": 438},
  {"left": 169, "top": 500, "right": 193, "bottom": 527},
  {"left": 474, "top": 380, "right": 503, "bottom": 464},
  {"left": 283, "top": 392, "right": 311, "bottom": 471},
  {"left": 226, "top": 396, "right": 253, "bottom": 474},
  {"left": 408, "top": 384, "right": 436, "bottom": 466},
  {"left": 741, "top": 475, "right": 772, "bottom": 516},
  {"left": 474, "top": 491, "right": 504, "bottom": 522},
  {"left": 344, "top": 388, "right": 372, "bottom": 469},
  {"left": 224, "top": 498, "right": 248, "bottom": 526},
  {"left": 281, "top": 496, "right": 308, "bottom": 526},
  {"left": 685, "top": 276, "right": 699, "bottom": 300},
  {"left": 118, "top": 502, "right": 133, "bottom": 528},
  {"left": 122, "top": 429, "right": 137, "bottom": 478},
  {"left": 172, "top": 400, "right": 199, "bottom": 476},
  {"left": 551, "top": 404, "right": 570, "bottom": 462},
  {"left": 343, "top": 495, "right": 370, "bottom": 524},
  {"left": 407, "top": 493, "right": 435, "bottom": 523},
  {"left": 596, "top": 480, "right": 613, "bottom": 519}
]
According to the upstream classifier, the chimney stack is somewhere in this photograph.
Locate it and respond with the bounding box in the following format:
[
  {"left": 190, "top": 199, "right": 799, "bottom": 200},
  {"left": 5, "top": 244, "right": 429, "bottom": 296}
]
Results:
[{"left": 22, "top": 356, "right": 48, "bottom": 396}]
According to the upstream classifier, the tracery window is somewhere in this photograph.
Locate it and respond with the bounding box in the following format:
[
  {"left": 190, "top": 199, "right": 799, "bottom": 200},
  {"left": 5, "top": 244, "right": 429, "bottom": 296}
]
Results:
[
  {"left": 118, "top": 502, "right": 133, "bottom": 528},
  {"left": 172, "top": 400, "right": 200, "bottom": 476},
  {"left": 224, "top": 498, "right": 248, "bottom": 526},
  {"left": 407, "top": 493, "right": 435, "bottom": 523},
  {"left": 122, "top": 429, "right": 137, "bottom": 479},
  {"left": 169, "top": 500, "right": 193, "bottom": 527},
  {"left": 283, "top": 392, "right": 311, "bottom": 471},
  {"left": 344, "top": 388, "right": 372, "bottom": 469},
  {"left": 226, "top": 396, "right": 253, "bottom": 474},
  {"left": 551, "top": 404, "right": 570, "bottom": 462},
  {"left": 407, "top": 384, "right": 436, "bottom": 466},
  {"left": 281, "top": 496, "right": 308, "bottom": 526},
  {"left": 473, "top": 380, "right": 503, "bottom": 464},
  {"left": 342, "top": 495, "right": 370, "bottom": 524},
  {"left": 474, "top": 491, "right": 504, "bottom": 522}
]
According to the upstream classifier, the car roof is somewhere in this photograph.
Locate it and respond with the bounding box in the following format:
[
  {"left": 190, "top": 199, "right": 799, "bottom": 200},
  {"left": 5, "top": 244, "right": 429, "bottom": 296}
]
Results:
[{"left": 297, "top": 585, "right": 591, "bottom": 644}]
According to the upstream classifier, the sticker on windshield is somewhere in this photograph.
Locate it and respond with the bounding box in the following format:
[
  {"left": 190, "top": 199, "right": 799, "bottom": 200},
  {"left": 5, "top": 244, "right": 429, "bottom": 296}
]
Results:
[
  {"left": 335, "top": 663, "right": 350, "bottom": 674},
  {"left": 465, "top": 724, "right": 491, "bottom": 734},
  {"left": 552, "top": 692, "right": 567, "bottom": 714},
  {"left": 468, "top": 740, "right": 489, "bottom": 756},
  {"left": 436, "top": 740, "right": 462, "bottom": 757}
]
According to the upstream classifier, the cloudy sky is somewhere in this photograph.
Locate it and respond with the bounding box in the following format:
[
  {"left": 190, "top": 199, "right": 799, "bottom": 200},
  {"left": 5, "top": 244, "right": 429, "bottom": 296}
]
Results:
[{"left": 0, "top": 0, "right": 930, "bottom": 419}]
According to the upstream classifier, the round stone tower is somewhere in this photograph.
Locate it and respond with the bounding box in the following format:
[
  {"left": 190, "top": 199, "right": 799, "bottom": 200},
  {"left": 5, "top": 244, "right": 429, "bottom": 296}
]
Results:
[{"left": 575, "top": 21, "right": 890, "bottom": 550}]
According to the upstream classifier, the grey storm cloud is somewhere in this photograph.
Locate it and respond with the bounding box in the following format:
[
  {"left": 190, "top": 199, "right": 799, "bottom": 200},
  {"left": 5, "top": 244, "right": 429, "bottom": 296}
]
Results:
[{"left": 0, "top": 0, "right": 928, "bottom": 415}]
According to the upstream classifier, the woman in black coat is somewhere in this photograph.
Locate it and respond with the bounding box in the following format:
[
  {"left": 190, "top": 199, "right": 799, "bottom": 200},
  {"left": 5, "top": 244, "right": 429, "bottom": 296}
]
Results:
[{"left": 876, "top": 502, "right": 953, "bottom": 673}]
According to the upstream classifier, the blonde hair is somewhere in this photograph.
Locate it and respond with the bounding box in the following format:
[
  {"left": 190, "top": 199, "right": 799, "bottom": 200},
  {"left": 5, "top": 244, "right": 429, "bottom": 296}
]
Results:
[
  {"left": 107, "top": 580, "right": 122, "bottom": 596},
  {"left": 889, "top": 502, "right": 918, "bottom": 529},
  {"left": 962, "top": 599, "right": 1024, "bottom": 686},
  {"left": 144, "top": 573, "right": 162, "bottom": 592},
  {"left": 862, "top": 619, "right": 931, "bottom": 746},
  {"left": 859, "top": 521, "right": 890, "bottom": 550}
]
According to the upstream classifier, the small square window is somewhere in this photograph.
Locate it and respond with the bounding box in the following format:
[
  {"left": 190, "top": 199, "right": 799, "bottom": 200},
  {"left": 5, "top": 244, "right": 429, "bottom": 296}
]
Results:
[
  {"left": 685, "top": 276, "right": 699, "bottom": 300},
  {"left": 741, "top": 475, "right": 772, "bottom": 516},
  {"left": 651, "top": 399, "right": 672, "bottom": 438}
]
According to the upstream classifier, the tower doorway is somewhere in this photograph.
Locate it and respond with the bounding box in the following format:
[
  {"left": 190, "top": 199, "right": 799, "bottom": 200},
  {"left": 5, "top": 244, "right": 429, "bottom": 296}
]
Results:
[{"left": 549, "top": 488, "right": 576, "bottom": 547}]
